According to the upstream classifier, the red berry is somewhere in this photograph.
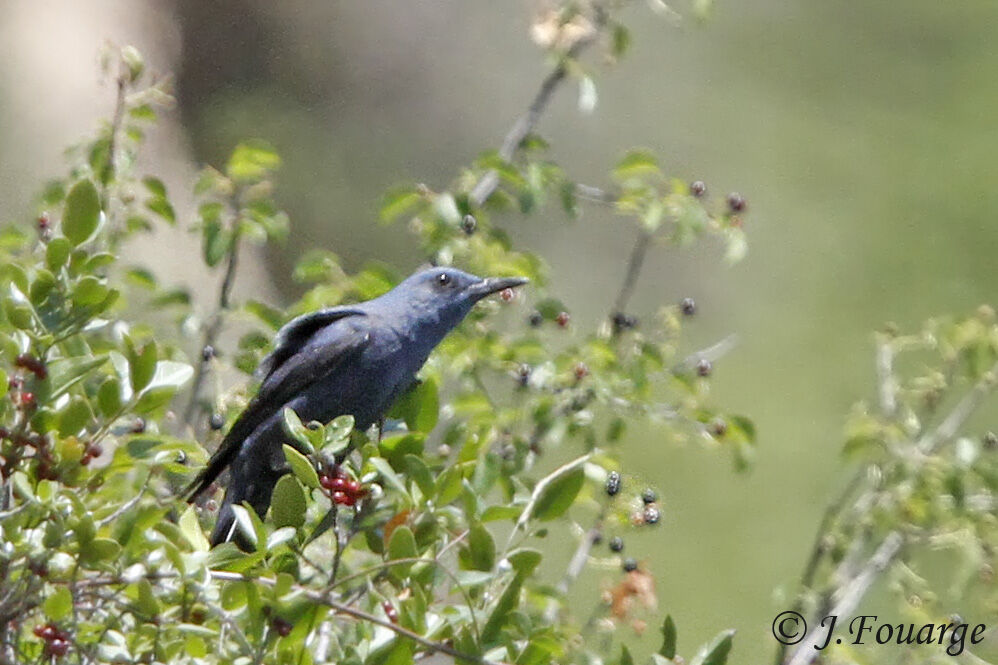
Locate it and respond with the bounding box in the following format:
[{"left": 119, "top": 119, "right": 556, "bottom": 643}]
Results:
[
  {"left": 0, "top": 427, "right": 9, "bottom": 440},
  {"left": 382, "top": 602, "right": 399, "bottom": 623},
  {"left": 37, "top": 213, "right": 50, "bottom": 229},
  {"left": 19, "top": 392, "right": 36, "bottom": 409},
  {"left": 727, "top": 192, "right": 746, "bottom": 213},
  {"left": 690, "top": 181, "right": 706, "bottom": 197},
  {"left": 574, "top": 362, "right": 589, "bottom": 381},
  {"left": 499, "top": 288, "right": 514, "bottom": 302},
  {"left": 555, "top": 311, "right": 570, "bottom": 328},
  {"left": 80, "top": 455, "right": 91, "bottom": 466},
  {"left": 332, "top": 491, "right": 349, "bottom": 505},
  {"left": 86, "top": 443, "right": 103, "bottom": 458},
  {"left": 8, "top": 376, "right": 22, "bottom": 391},
  {"left": 345, "top": 479, "right": 361, "bottom": 495},
  {"left": 319, "top": 474, "right": 336, "bottom": 490},
  {"left": 45, "top": 639, "right": 69, "bottom": 657}
]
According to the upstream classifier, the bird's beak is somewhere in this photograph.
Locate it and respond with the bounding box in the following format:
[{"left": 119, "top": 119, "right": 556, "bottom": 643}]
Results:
[{"left": 468, "top": 275, "right": 529, "bottom": 300}]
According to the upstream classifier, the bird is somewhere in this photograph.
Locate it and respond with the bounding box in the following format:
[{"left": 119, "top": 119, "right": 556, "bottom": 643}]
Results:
[{"left": 184, "top": 266, "right": 528, "bottom": 546}]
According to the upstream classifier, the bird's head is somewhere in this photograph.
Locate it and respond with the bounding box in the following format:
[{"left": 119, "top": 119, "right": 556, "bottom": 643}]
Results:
[{"left": 386, "top": 266, "right": 528, "bottom": 330}]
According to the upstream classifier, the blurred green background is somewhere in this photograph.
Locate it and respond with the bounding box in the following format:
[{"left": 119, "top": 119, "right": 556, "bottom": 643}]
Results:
[{"left": 3, "top": 0, "right": 998, "bottom": 661}]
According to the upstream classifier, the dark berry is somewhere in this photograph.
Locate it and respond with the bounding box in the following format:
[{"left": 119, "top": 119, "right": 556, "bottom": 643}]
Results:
[
  {"left": 131, "top": 417, "right": 146, "bottom": 433},
  {"left": 8, "top": 376, "right": 22, "bottom": 391},
  {"left": 555, "top": 311, "right": 570, "bottom": 328},
  {"left": 641, "top": 489, "right": 657, "bottom": 504},
  {"left": 727, "top": 192, "right": 746, "bottom": 213},
  {"left": 80, "top": 455, "right": 91, "bottom": 466},
  {"left": 696, "top": 359, "right": 712, "bottom": 377},
  {"left": 201, "top": 345, "right": 215, "bottom": 362},
  {"left": 622, "top": 557, "right": 638, "bottom": 573},
  {"left": 209, "top": 413, "right": 225, "bottom": 430},
  {"left": 690, "top": 181, "right": 706, "bottom": 198},
  {"left": 272, "top": 618, "right": 293, "bottom": 637},
  {"left": 528, "top": 311, "right": 543, "bottom": 327},
  {"left": 590, "top": 531, "right": 603, "bottom": 546},
  {"left": 710, "top": 418, "right": 727, "bottom": 437},
  {"left": 611, "top": 312, "right": 637, "bottom": 332},
  {"left": 15, "top": 354, "right": 47, "bottom": 380},
  {"left": 609, "top": 536, "right": 624, "bottom": 552},
  {"left": 643, "top": 505, "right": 661, "bottom": 524},
  {"left": 0, "top": 427, "right": 9, "bottom": 440},
  {"left": 984, "top": 432, "right": 998, "bottom": 450},
  {"left": 516, "top": 364, "right": 531, "bottom": 387},
  {"left": 605, "top": 471, "right": 621, "bottom": 496},
  {"left": 680, "top": 297, "right": 696, "bottom": 316},
  {"left": 574, "top": 362, "right": 589, "bottom": 381},
  {"left": 86, "top": 443, "right": 103, "bottom": 458},
  {"left": 461, "top": 214, "right": 477, "bottom": 235}
]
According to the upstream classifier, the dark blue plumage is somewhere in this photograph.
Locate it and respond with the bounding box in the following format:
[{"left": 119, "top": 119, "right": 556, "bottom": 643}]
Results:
[{"left": 185, "top": 267, "right": 527, "bottom": 546}]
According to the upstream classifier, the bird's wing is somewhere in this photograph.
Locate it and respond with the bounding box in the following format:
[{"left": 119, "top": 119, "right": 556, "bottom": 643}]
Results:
[
  {"left": 184, "top": 309, "right": 370, "bottom": 501},
  {"left": 256, "top": 306, "right": 367, "bottom": 379}
]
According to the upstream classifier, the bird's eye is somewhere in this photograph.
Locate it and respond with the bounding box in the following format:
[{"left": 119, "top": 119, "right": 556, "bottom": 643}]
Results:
[{"left": 436, "top": 272, "right": 452, "bottom": 287}]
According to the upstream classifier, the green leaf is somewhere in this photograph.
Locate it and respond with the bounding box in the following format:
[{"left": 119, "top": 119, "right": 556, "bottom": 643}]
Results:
[
  {"left": 690, "top": 629, "right": 735, "bottom": 665},
  {"left": 660, "top": 615, "right": 678, "bottom": 658},
  {"left": 45, "top": 355, "right": 108, "bottom": 400},
  {"left": 481, "top": 572, "right": 524, "bottom": 644},
  {"left": 387, "top": 377, "right": 439, "bottom": 433},
  {"left": 401, "top": 454, "right": 434, "bottom": 498},
  {"left": 387, "top": 526, "right": 418, "bottom": 576},
  {"left": 58, "top": 397, "right": 92, "bottom": 436},
  {"left": 62, "top": 179, "right": 101, "bottom": 246},
  {"left": 272, "top": 475, "right": 307, "bottom": 529},
  {"left": 506, "top": 549, "right": 542, "bottom": 576},
  {"left": 612, "top": 149, "right": 660, "bottom": 183},
  {"left": 179, "top": 505, "right": 210, "bottom": 552},
  {"left": 128, "top": 340, "right": 157, "bottom": 392},
  {"left": 227, "top": 140, "right": 281, "bottom": 182},
  {"left": 533, "top": 467, "right": 585, "bottom": 521},
  {"left": 481, "top": 505, "right": 521, "bottom": 523},
  {"left": 380, "top": 185, "right": 425, "bottom": 223},
  {"left": 45, "top": 237, "right": 71, "bottom": 270},
  {"left": 44, "top": 587, "right": 73, "bottom": 621},
  {"left": 282, "top": 408, "right": 314, "bottom": 453},
  {"left": 282, "top": 444, "right": 319, "bottom": 489},
  {"left": 461, "top": 523, "right": 496, "bottom": 572}
]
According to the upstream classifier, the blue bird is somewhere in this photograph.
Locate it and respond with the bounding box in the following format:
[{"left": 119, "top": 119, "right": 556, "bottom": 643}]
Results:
[{"left": 185, "top": 266, "right": 528, "bottom": 546}]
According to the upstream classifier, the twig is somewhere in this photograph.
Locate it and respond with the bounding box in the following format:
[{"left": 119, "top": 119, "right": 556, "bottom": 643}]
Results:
[
  {"left": 915, "top": 360, "right": 998, "bottom": 454},
  {"left": 102, "top": 74, "right": 127, "bottom": 204},
  {"left": 611, "top": 230, "right": 652, "bottom": 316},
  {"left": 543, "top": 514, "right": 605, "bottom": 622},
  {"left": 784, "top": 532, "right": 903, "bottom": 665},
  {"left": 468, "top": 7, "right": 608, "bottom": 209},
  {"left": 183, "top": 202, "right": 243, "bottom": 428},
  {"left": 875, "top": 337, "right": 897, "bottom": 418},
  {"left": 574, "top": 183, "right": 617, "bottom": 205}
]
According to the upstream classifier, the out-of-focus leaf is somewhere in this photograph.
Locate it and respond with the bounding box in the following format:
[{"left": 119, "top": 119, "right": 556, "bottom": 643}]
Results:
[{"left": 62, "top": 179, "right": 101, "bottom": 246}]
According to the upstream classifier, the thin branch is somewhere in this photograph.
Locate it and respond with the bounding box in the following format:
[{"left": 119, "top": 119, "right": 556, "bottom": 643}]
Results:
[
  {"left": 543, "top": 513, "right": 605, "bottom": 622},
  {"left": 101, "top": 74, "right": 127, "bottom": 204},
  {"left": 784, "top": 532, "right": 903, "bottom": 665},
  {"left": 468, "top": 8, "right": 608, "bottom": 209},
  {"left": 574, "top": 183, "right": 617, "bottom": 205},
  {"left": 183, "top": 202, "right": 243, "bottom": 428},
  {"left": 915, "top": 360, "right": 998, "bottom": 454},
  {"left": 875, "top": 337, "right": 897, "bottom": 418},
  {"left": 611, "top": 230, "right": 652, "bottom": 316}
]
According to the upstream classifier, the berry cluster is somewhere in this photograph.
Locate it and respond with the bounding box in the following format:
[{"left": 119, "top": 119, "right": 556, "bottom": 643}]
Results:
[
  {"left": 319, "top": 466, "right": 367, "bottom": 506},
  {"left": 33, "top": 623, "right": 71, "bottom": 657},
  {"left": 602, "top": 471, "right": 664, "bottom": 570}
]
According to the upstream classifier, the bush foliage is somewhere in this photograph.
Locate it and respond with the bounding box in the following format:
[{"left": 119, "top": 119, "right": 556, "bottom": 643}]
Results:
[{"left": 0, "top": 6, "right": 753, "bottom": 665}]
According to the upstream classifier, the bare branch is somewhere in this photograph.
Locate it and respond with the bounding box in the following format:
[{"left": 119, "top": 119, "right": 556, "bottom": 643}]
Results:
[{"left": 611, "top": 230, "right": 652, "bottom": 317}]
